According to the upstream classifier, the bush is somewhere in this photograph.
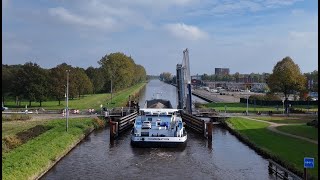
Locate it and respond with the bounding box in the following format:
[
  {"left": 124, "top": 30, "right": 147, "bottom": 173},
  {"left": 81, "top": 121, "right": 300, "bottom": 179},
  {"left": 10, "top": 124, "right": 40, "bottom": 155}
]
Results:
[
  {"left": 92, "top": 117, "right": 106, "bottom": 129},
  {"left": 265, "top": 93, "right": 282, "bottom": 101},
  {"left": 3, "top": 114, "right": 31, "bottom": 121},
  {"left": 289, "top": 107, "right": 305, "bottom": 114},
  {"left": 249, "top": 93, "right": 281, "bottom": 101},
  {"left": 306, "top": 120, "right": 318, "bottom": 128},
  {"left": 249, "top": 94, "right": 265, "bottom": 100},
  {"left": 3, "top": 136, "right": 22, "bottom": 151}
]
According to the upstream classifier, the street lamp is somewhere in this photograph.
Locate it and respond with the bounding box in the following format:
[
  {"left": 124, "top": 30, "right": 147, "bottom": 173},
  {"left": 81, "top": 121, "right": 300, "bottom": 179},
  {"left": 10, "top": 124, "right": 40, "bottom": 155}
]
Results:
[
  {"left": 111, "top": 77, "right": 113, "bottom": 104},
  {"left": 109, "top": 70, "right": 114, "bottom": 104},
  {"left": 246, "top": 88, "right": 249, "bottom": 116},
  {"left": 66, "top": 70, "right": 70, "bottom": 132},
  {"left": 100, "top": 104, "right": 103, "bottom": 115},
  {"left": 282, "top": 98, "right": 285, "bottom": 114}
]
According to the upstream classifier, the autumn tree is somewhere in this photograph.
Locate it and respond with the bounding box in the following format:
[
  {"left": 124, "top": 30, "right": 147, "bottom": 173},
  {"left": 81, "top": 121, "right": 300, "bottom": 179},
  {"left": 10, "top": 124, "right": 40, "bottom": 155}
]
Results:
[
  {"left": 133, "top": 64, "right": 147, "bottom": 84},
  {"left": 99, "top": 52, "right": 138, "bottom": 91},
  {"left": 267, "top": 57, "right": 306, "bottom": 111}
]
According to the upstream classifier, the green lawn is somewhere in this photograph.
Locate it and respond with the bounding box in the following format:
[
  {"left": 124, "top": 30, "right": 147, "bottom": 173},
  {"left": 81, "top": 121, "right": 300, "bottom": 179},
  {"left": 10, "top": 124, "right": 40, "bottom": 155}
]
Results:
[
  {"left": 204, "top": 102, "right": 318, "bottom": 113},
  {"left": 276, "top": 125, "right": 318, "bottom": 141},
  {"left": 226, "top": 117, "right": 318, "bottom": 179},
  {"left": 2, "top": 120, "right": 49, "bottom": 137},
  {"left": 205, "top": 102, "right": 283, "bottom": 113},
  {"left": 4, "top": 82, "right": 146, "bottom": 110},
  {"left": 2, "top": 118, "right": 102, "bottom": 180},
  {"left": 2, "top": 83, "right": 146, "bottom": 180},
  {"left": 250, "top": 116, "right": 315, "bottom": 124}
]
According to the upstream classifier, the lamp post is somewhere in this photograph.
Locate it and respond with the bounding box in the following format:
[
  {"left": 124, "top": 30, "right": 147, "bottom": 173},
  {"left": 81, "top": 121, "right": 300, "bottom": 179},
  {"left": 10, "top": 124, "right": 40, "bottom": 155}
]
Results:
[
  {"left": 282, "top": 99, "right": 285, "bottom": 114},
  {"left": 109, "top": 70, "right": 114, "bottom": 104},
  {"left": 246, "top": 88, "right": 249, "bottom": 116},
  {"left": 66, "top": 70, "right": 70, "bottom": 132},
  {"left": 111, "top": 77, "right": 113, "bottom": 104},
  {"left": 100, "top": 104, "right": 103, "bottom": 116}
]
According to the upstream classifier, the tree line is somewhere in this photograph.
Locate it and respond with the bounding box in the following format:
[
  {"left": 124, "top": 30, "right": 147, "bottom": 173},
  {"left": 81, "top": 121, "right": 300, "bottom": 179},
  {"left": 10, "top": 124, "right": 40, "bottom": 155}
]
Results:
[
  {"left": 2, "top": 52, "right": 147, "bottom": 107},
  {"left": 159, "top": 56, "right": 318, "bottom": 102}
]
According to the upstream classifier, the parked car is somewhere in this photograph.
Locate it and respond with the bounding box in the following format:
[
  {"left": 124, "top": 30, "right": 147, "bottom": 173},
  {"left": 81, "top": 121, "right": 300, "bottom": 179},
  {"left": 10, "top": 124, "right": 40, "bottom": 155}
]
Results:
[{"left": 2, "top": 107, "right": 9, "bottom": 111}]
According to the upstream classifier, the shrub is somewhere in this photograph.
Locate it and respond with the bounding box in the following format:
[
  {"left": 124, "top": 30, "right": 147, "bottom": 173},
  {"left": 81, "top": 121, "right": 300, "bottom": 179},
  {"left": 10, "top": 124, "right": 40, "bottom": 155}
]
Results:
[
  {"left": 4, "top": 114, "right": 32, "bottom": 121},
  {"left": 265, "top": 93, "right": 282, "bottom": 101},
  {"left": 289, "top": 107, "right": 305, "bottom": 114},
  {"left": 249, "top": 93, "right": 281, "bottom": 101},
  {"left": 2, "top": 116, "right": 11, "bottom": 121},
  {"left": 92, "top": 117, "right": 106, "bottom": 129},
  {"left": 3, "top": 136, "right": 22, "bottom": 151},
  {"left": 306, "top": 120, "right": 318, "bottom": 128}
]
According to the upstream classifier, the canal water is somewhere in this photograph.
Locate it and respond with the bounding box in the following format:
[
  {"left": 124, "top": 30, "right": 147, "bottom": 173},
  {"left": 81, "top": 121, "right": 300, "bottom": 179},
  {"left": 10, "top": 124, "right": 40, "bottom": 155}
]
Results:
[{"left": 41, "top": 79, "right": 275, "bottom": 180}]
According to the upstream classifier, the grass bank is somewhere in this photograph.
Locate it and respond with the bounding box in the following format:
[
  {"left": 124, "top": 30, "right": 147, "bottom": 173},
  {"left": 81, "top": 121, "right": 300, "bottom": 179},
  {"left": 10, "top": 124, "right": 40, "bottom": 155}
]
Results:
[
  {"left": 204, "top": 102, "right": 318, "bottom": 113},
  {"left": 223, "top": 117, "right": 318, "bottom": 179},
  {"left": 2, "top": 117, "right": 106, "bottom": 180},
  {"left": 4, "top": 82, "right": 146, "bottom": 110},
  {"left": 250, "top": 116, "right": 316, "bottom": 124},
  {"left": 276, "top": 125, "right": 318, "bottom": 141}
]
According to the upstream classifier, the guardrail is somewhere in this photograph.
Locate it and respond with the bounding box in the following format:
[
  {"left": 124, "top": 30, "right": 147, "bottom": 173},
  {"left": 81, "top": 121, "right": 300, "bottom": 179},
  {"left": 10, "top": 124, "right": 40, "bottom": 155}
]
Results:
[
  {"left": 118, "top": 112, "right": 138, "bottom": 134},
  {"left": 109, "top": 112, "right": 138, "bottom": 139},
  {"left": 268, "top": 159, "right": 302, "bottom": 180},
  {"left": 181, "top": 111, "right": 204, "bottom": 134},
  {"left": 181, "top": 111, "right": 213, "bottom": 139}
]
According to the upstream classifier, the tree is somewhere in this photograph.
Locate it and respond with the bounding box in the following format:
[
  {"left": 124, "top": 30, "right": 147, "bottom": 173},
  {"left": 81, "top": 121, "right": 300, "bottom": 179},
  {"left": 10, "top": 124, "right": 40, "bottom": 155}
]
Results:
[
  {"left": 160, "top": 72, "right": 172, "bottom": 82},
  {"left": 98, "top": 52, "right": 136, "bottom": 91},
  {"left": 267, "top": 57, "right": 306, "bottom": 112},
  {"left": 2, "top": 65, "right": 23, "bottom": 106},
  {"left": 72, "top": 67, "right": 93, "bottom": 98},
  {"left": 304, "top": 70, "right": 318, "bottom": 92},
  {"left": 85, "top": 67, "right": 105, "bottom": 94},
  {"left": 133, "top": 64, "right": 147, "bottom": 84},
  {"left": 13, "top": 62, "right": 49, "bottom": 107},
  {"left": 49, "top": 63, "right": 73, "bottom": 105}
]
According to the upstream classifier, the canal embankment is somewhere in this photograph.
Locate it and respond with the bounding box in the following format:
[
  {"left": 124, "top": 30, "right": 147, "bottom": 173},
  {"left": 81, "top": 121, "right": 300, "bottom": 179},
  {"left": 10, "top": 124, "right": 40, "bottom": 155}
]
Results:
[
  {"left": 2, "top": 117, "right": 105, "bottom": 180},
  {"left": 2, "top": 83, "right": 147, "bottom": 180},
  {"left": 220, "top": 117, "right": 318, "bottom": 179}
]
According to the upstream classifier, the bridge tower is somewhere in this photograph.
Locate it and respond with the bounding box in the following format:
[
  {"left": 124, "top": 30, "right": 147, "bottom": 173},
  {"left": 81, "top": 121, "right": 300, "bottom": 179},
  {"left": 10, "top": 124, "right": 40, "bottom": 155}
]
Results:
[
  {"left": 176, "top": 64, "right": 184, "bottom": 109},
  {"left": 176, "top": 48, "right": 192, "bottom": 114}
]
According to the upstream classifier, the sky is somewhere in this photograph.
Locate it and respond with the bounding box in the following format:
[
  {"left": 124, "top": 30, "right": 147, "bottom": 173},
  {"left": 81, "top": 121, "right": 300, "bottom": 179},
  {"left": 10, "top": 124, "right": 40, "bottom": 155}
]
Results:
[{"left": 2, "top": 0, "right": 318, "bottom": 75}]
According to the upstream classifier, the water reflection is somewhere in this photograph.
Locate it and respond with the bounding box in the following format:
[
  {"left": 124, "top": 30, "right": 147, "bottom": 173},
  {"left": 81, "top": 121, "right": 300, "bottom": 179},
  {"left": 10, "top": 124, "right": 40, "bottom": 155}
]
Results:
[
  {"left": 41, "top": 79, "right": 275, "bottom": 180},
  {"left": 138, "top": 79, "right": 207, "bottom": 108}
]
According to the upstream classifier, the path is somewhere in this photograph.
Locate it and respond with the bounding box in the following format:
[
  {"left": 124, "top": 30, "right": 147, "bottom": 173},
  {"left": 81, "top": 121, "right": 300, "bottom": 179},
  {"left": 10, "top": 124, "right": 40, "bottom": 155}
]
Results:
[{"left": 240, "top": 116, "right": 318, "bottom": 145}]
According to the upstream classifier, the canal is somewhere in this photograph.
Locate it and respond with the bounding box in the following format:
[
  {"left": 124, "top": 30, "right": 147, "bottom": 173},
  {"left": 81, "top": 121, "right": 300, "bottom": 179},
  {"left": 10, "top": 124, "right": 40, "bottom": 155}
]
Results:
[{"left": 41, "top": 79, "right": 275, "bottom": 180}]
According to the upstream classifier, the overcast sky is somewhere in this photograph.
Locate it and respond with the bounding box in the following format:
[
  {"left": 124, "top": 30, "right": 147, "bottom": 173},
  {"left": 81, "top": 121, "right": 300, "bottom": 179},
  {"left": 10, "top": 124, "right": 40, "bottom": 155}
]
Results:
[{"left": 2, "top": 0, "right": 318, "bottom": 75}]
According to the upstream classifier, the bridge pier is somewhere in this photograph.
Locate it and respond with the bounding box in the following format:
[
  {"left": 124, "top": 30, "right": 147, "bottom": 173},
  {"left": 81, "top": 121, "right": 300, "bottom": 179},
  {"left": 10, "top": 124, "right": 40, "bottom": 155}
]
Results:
[
  {"left": 206, "top": 122, "right": 213, "bottom": 140},
  {"left": 109, "top": 121, "right": 118, "bottom": 140},
  {"left": 108, "top": 112, "right": 138, "bottom": 141}
]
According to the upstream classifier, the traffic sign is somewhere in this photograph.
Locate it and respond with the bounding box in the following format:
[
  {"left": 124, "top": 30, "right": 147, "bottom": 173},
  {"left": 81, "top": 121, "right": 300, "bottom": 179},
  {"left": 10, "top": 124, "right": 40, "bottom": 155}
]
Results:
[{"left": 304, "top": 157, "right": 314, "bottom": 168}]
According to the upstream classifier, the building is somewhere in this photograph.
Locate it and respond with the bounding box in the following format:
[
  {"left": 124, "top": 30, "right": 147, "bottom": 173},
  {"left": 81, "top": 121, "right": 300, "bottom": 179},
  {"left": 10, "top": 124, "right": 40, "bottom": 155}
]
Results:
[
  {"left": 215, "top": 68, "right": 230, "bottom": 76},
  {"left": 191, "top": 74, "right": 202, "bottom": 80}
]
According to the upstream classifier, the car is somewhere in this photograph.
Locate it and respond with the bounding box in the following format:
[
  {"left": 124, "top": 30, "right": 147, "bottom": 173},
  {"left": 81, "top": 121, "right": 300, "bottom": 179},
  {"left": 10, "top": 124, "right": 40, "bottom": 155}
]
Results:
[
  {"left": 2, "top": 107, "right": 9, "bottom": 111},
  {"left": 142, "top": 121, "right": 152, "bottom": 129},
  {"left": 310, "top": 97, "right": 318, "bottom": 101}
]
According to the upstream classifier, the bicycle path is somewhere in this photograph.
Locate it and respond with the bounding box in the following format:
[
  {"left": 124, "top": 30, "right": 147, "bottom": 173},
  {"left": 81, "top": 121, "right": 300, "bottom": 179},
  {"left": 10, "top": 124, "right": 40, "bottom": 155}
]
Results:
[{"left": 239, "top": 116, "right": 318, "bottom": 145}]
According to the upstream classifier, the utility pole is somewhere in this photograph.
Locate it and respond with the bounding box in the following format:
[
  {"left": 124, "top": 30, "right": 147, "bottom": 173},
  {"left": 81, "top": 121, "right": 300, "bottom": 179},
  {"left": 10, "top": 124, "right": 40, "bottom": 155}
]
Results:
[
  {"left": 246, "top": 88, "right": 249, "bottom": 116},
  {"left": 111, "top": 77, "right": 113, "bottom": 104},
  {"left": 66, "top": 70, "right": 70, "bottom": 132}
]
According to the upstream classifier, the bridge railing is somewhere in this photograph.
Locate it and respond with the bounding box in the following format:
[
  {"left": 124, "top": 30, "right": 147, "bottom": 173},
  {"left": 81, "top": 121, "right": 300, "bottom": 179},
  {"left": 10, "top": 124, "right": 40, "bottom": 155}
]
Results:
[
  {"left": 181, "top": 112, "right": 204, "bottom": 134},
  {"left": 268, "top": 159, "right": 302, "bottom": 180},
  {"left": 109, "top": 112, "right": 137, "bottom": 139},
  {"left": 118, "top": 112, "right": 138, "bottom": 134}
]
